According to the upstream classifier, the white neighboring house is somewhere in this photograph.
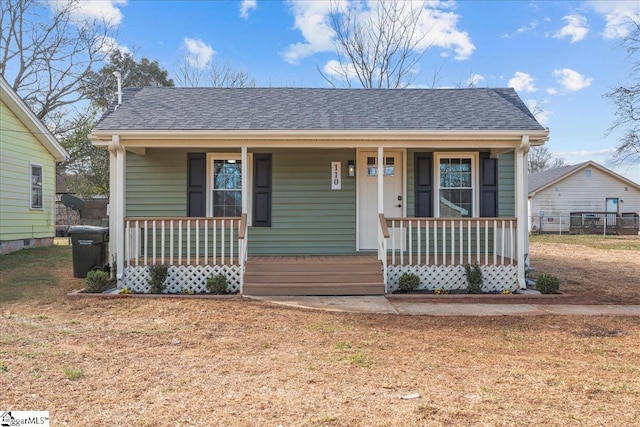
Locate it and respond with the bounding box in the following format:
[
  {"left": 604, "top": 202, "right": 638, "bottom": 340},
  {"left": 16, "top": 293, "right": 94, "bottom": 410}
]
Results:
[{"left": 528, "top": 161, "right": 640, "bottom": 234}]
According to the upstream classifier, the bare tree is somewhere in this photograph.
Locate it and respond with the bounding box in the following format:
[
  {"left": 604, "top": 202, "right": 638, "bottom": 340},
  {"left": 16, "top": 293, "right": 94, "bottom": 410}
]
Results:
[
  {"left": 0, "top": 0, "right": 114, "bottom": 133},
  {"left": 175, "top": 57, "right": 255, "bottom": 88},
  {"left": 606, "top": 19, "right": 640, "bottom": 165},
  {"left": 529, "top": 146, "right": 566, "bottom": 174},
  {"left": 320, "top": 0, "right": 430, "bottom": 88}
]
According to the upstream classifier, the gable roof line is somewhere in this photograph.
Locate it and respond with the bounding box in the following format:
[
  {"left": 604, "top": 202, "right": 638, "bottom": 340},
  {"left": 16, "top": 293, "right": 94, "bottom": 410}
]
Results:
[
  {"left": 528, "top": 160, "right": 640, "bottom": 196},
  {"left": 92, "top": 87, "right": 548, "bottom": 136},
  {"left": 0, "top": 75, "right": 68, "bottom": 162}
]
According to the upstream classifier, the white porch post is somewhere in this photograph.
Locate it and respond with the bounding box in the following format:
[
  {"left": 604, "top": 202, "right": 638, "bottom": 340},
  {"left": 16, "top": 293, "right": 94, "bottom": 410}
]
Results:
[
  {"left": 108, "top": 135, "right": 125, "bottom": 281},
  {"left": 516, "top": 135, "right": 530, "bottom": 289},
  {"left": 377, "top": 146, "right": 384, "bottom": 213},
  {"left": 241, "top": 146, "right": 248, "bottom": 214}
]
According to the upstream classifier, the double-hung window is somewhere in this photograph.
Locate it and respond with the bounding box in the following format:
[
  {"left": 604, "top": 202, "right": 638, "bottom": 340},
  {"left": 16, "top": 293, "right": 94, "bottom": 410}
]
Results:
[
  {"left": 436, "top": 154, "right": 477, "bottom": 217},
  {"left": 210, "top": 157, "right": 242, "bottom": 217},
  {"left": 30, "top": 163, "right": 43, "bottom": 209}
]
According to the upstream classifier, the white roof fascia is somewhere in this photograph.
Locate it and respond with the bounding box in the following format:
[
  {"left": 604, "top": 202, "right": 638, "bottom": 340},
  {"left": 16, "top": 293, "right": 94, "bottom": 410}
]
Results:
[{"left": 91, "top": 129, "right": 549, "bottom": 147}]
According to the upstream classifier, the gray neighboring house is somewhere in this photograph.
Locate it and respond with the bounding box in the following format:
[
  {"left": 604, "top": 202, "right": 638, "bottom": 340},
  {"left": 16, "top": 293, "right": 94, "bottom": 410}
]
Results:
[
  {"left": 528, "top": 161, "right": 640, "bottom": 234},
  {"left": 90, "top": 87, "right": 548, "bottom": 295}
]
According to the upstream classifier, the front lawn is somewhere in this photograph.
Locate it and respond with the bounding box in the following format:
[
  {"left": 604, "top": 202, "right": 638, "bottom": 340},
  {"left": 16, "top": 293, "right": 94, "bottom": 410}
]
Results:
[{"left": 0, "top": 238, "right": 639, "bottom": 425}]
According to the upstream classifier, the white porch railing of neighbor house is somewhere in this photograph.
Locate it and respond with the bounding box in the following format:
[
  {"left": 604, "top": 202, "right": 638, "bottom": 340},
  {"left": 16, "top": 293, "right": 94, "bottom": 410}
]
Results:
[
  {"left": 378, "top": 216, "right": 518, "bottom": 293},
  {"left": 121, "top": 215, "right": 247, "bottom": 293}
]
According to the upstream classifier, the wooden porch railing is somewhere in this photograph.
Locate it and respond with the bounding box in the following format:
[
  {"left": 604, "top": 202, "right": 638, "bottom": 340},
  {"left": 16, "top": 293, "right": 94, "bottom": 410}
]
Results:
[
  {"left": 382, "top": 216, "right": 517, "bottom": 266},
  {"left": 124, "top": 216, "right": 246, "bottom": 267}
]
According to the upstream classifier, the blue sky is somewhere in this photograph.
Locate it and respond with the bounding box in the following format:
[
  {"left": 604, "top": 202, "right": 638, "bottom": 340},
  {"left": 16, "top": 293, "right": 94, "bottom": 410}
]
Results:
[{"left": 66, "top": 0, "right": 639, "bottom": 182}]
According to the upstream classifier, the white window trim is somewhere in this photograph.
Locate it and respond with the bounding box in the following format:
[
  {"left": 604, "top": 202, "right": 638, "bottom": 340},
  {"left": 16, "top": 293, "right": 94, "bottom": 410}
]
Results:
[
  {"left": 434, "top": 152, "right": 479, "bottom": 218},
  {"left": 29, "top": 162, "right": 44, "bottom": 210},
  {"left": 206, "top": 153, "right": 253, "bottom": 224}
]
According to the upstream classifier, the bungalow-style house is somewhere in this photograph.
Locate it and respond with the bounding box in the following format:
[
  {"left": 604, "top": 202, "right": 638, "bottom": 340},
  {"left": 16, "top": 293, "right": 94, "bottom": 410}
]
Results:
[
  {"left": 529, "top": 161, "right": 640, "bottom": 235},
  {"left": 89, "top": 87, "right": 548, "bottom": 295},
  {"left": 0, "top": 75, "right": 69, "bottom": 255}
]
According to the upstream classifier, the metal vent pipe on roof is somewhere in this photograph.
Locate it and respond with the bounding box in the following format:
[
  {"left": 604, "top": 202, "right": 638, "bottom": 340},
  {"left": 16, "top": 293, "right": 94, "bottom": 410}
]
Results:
[{"left": 113, "top": 71, "right": 122, "bottom": 106}]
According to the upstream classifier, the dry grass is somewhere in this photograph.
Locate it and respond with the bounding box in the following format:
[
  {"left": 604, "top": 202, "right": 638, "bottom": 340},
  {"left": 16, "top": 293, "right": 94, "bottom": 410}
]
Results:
[
  {"left": 530, "top": 235, "right": 640, "bottom": 304},
  {"left": 1, "top": 237, "right": 639, "bottom": 426}
]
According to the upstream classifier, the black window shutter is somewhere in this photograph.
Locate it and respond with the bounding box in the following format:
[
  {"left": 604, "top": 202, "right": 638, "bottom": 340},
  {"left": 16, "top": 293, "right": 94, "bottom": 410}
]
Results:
[
  {"left": 253, "top": 153, "right": 272, "bottom": 227},
  {"left": 414, "top": 152, "right": 433, "bottom": 217},
  {"left": 480, "top": 152, "right": 498, "bottom": 217},
  {"left": 187, "top": 153, "right": 206, "bottom": 217}
]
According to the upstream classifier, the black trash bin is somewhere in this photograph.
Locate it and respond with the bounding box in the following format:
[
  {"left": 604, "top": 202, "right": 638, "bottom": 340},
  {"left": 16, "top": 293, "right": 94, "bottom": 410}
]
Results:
[{"left": 69, "top": 225, "right": 109, "bottom": 278}]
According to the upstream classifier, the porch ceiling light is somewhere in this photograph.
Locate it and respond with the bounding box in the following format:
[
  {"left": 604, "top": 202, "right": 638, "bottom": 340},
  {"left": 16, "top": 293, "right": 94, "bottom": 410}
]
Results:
[{"left": 348, "top": 160, "right": 355, "bottom": 177}]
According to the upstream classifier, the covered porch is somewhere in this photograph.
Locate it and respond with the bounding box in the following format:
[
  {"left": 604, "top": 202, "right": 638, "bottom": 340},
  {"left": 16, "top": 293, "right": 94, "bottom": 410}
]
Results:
[{"left": 117, "top": 212, "right": 521, "bottom": 295}]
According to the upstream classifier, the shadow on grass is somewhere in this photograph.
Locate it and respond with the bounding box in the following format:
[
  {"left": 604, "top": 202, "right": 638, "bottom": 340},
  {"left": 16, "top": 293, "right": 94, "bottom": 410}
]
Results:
[{"left": 0, "top": 245, "right": 83, "bottom": 304}]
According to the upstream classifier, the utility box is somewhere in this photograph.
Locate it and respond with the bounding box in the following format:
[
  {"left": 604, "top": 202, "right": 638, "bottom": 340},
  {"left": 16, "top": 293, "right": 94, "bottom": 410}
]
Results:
[{"left": 69, "top": 225, "right": 109, "bottom": 278}]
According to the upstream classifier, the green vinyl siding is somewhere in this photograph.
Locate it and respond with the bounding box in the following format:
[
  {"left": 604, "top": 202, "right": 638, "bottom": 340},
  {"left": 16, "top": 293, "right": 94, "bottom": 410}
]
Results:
[
  {"left": 497, "top": 151, "right": 515, "bottom": 217},
  {"left": 125, "top": 149, "right": 190, "bottom": 217},
  {"left": 0, "top": 100, "right": 57, "bottom": 241},
  {"left": 125, "top": 148, "right": 356, "bottom": 255},
  {"left": 250, "top": 149, "right": 356, "bottom": 255}
]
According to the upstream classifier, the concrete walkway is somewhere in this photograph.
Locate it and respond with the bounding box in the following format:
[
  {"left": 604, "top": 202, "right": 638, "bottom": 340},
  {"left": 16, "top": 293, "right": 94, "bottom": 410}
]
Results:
[{"left": 245, "top": 295, "right": 640, "bottom": 316}]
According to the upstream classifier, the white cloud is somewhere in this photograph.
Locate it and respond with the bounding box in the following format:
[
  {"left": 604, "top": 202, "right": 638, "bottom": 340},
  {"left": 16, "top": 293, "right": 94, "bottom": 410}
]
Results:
[
  {"left": 553, "top": 68, "right": 593, "bottom": 91},
  {"left": 51, "top": 0, "right": 127, "bottom": 27},
  {"left": 554, "top": 148, "right": 616, "bottom": 158},
  {"left": 240, "top": 0, "right": 257, "bottom": 19},
  {"left": 546, "top": 88, "right": 557, "bottom": 95},
  {"left": 322, "top": 59, "right": 359, "bottom": 80},
  {"left": 415, "top": 5, "right": 475, "bottom": 60},
  {"left": 282, "top": 0, "right": 335, "bottom": 64},
  {"left": 525, "top": 99, "right": 550, "bottom": 126},
  {"left": 588, "top": 0, "right": 640, "bottom": 39},
  {"left": 553, "top": 14, "right": 589, "bottom": 43},
  {"left": 502, "top": 19, "right": 539, "bottom": 38},
  {"left": 97, "top": 36, "right": 130, "bottom": 55},
  {"left": 508, "top": 72, "right": 537, "bottom": 93},
  {"left": 517, "top": 20, "right": 539, "bottom": 34},
  {"left": 183, "top": 37, "right": 215, "bottom": 69},
  {"left": 282, "top": 0, "right": 474, "bottom": 64},
  {"left": 467, "top": 73, "right": 484, "bottom": 87}
]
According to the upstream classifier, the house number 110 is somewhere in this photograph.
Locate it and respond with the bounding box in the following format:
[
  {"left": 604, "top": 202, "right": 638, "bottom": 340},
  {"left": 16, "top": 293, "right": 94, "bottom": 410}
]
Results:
[{"left": 331, "top": 161, "right": 341, "bottom": 190}]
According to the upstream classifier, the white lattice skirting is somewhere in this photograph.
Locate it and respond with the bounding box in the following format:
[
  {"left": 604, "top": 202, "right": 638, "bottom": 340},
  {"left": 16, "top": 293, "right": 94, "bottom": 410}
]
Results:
[
  {"left": 121, "top": 265, "right": 242, "bottom": 294},
  {"left": 386, "top": 265, "right": 518, "bottom": 293}
]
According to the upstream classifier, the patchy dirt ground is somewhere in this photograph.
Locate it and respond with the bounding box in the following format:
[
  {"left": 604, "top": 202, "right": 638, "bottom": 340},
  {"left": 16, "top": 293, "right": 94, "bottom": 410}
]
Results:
[
  {"left": 0, "top": 236, "right": 639, "bottom": 426},
  {"left": 529, "top": 235, "right": 640, "bottom": 305}
]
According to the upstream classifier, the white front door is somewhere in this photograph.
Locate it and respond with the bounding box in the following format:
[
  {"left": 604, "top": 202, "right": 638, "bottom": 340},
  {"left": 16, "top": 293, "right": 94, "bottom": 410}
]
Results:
[{"left": 358, "top": 150, "right": 404, "bottom": 250}]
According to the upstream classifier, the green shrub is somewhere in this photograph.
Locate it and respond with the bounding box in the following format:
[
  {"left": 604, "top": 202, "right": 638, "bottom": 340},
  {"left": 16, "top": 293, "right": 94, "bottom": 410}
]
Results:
[
  {"left": 397, "top": 273, "right": 420, "bottom": 291},
  {"left": 206, "top": 274, "right": 228, "bottom": 294},
  {"left": 148, "top": 264, "right": 169, "bottom": 294},
  {"left": 536, "top": 274, "right": 560, "bottom": 294},
  {"left": 85, "top": 270, "right": 110, "bottom": 293},
  {"left": 464, "top": 264, "right": 483, "bottom": 294}
]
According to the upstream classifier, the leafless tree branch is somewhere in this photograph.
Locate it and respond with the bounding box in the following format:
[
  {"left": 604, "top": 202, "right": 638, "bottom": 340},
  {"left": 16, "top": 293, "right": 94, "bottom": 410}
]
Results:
[{"left": 319, "top": 0, "right": 430, "bottom": 89}]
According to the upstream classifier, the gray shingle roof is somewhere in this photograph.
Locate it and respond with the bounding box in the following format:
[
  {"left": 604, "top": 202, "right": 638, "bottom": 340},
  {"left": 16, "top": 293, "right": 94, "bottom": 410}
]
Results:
[
  {"left": 94, "top": 87, "right": 546, "bottom": 132},
  {"left": 528, "top": 162, "right": 587, "bottom": 194}
]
